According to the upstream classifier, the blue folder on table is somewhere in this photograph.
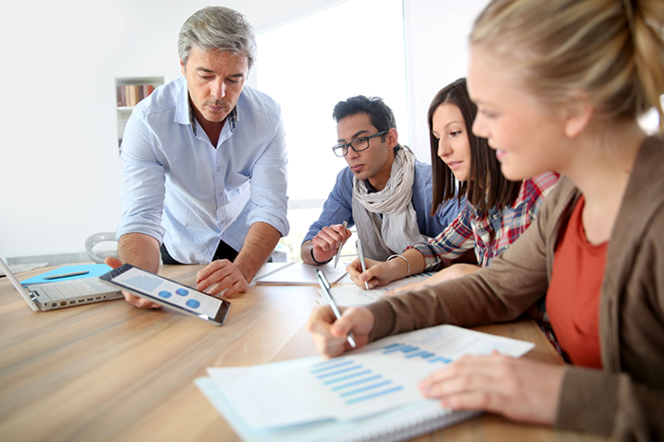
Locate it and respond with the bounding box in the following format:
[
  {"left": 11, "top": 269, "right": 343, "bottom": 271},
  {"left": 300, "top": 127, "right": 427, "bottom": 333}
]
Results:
[{"left": 21, "top": 264, "right": 112, "bottom": 285}]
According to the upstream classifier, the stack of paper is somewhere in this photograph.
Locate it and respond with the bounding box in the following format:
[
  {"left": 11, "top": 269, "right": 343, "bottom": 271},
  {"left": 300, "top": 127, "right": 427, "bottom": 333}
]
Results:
[
  {"left": 196, "top": 325, "right": 534, "bottom": 442},
  {"left": 317, "top": 271, "right": 439, "bottom": 306},
  {"left": 256, "top": 262, "right": 349, "bottom": 286}
]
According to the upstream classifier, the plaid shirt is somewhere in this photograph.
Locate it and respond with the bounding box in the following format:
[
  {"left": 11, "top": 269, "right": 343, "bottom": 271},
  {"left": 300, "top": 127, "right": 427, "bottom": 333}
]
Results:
[{"left": 409, "top": 172, "right": 560, "bottom": 271}]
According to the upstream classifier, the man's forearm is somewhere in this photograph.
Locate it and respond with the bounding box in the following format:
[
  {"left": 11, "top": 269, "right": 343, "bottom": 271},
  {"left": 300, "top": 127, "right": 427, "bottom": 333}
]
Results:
[
  {"left": 233, "top": 222, "right": 282, "bottom": 283},
  {"left": 118, "top": 233, "right": 161, "bottom": 273}
]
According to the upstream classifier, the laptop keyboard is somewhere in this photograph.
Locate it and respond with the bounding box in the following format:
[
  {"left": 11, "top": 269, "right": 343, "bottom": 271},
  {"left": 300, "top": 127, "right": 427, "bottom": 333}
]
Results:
[{"left": 33, "top": 279, "right": 101, "bottom": 300}]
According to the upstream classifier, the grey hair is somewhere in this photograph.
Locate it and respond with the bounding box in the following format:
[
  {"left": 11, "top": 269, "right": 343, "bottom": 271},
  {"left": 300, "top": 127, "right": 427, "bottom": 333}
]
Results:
[{"left": 178, "top": 6, "right": 257, "bottom": 70}]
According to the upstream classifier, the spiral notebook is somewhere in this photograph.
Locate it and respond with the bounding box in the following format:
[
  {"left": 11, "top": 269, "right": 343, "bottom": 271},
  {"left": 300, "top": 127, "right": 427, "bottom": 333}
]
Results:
[
  {"left": 195, "top": 377, "right": 478, "bottom": 442},
  {"left": 195, "top": 325, "right": 534, "bottom": 442}
]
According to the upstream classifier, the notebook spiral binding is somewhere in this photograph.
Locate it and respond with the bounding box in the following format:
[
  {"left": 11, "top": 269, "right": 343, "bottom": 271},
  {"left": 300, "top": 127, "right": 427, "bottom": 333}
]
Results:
[{"left": 328, "top": 409, "right": 480, "bottom": 442}]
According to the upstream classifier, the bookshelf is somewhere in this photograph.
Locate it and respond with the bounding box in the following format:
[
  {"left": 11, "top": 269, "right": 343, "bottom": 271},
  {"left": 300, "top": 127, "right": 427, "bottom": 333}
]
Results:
[{"left": 115, "top": 76, "right": 167, "bottom": 152}]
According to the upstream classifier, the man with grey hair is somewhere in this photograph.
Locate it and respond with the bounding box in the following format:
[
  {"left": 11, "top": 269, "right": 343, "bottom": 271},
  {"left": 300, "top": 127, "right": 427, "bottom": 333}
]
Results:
[{"left": 114, "top": 6, "right": 288, "bottom": 307}]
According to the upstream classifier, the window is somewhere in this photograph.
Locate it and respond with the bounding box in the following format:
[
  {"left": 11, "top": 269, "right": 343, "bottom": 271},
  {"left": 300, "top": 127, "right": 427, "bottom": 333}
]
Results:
[{"left": 255, "top": 0, "right": 408, "bottom": 260}]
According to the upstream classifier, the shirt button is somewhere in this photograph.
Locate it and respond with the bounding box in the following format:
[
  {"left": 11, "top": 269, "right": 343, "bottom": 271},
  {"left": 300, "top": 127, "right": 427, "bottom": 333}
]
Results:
[{"left": 216, "top": 167, "right": 221, "bottom": 172}]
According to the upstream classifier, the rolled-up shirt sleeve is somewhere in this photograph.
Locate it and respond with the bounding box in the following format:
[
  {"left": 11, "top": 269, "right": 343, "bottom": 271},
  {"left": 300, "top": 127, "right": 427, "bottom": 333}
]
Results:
[
  {"left": 116, "top": 111, "right": 167, "bottom": 244},
  {"left": 245, "top": 113, "right": 289, "bottom": 237}
]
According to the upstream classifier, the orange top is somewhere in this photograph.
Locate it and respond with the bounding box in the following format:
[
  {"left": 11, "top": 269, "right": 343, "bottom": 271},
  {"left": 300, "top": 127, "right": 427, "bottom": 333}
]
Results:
[{"left": 546, "top": 196, "right": 606, "bottom": 368}]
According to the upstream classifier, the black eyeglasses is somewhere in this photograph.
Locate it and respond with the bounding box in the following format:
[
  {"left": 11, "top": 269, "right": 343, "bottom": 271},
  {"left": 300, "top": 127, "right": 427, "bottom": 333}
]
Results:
[{"left": 332, "top": 131, "right": 388, "bottom": 157}]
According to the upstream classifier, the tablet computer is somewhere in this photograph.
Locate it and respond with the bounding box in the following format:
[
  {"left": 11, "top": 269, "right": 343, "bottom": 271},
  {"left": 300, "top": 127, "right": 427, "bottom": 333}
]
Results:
[{"left": 100, "top": 264, "right": 230, "bottom": 326}]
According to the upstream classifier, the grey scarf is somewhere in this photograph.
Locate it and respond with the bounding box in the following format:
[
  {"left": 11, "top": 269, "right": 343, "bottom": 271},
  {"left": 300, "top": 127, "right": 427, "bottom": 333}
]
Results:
[{"left": 351, "top": 146, "right": 424, "bottom": 260}]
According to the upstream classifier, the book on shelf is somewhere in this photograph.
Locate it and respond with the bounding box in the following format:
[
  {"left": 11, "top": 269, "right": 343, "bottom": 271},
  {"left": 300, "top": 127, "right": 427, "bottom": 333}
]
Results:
[{"left": 116, "top": 84, "right": 155, "bottom": 107}]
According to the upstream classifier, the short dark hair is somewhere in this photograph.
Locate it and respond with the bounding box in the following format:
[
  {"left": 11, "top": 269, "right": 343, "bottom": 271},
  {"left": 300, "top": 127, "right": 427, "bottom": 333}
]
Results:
[
  {"left": 428, "top": 78, "right": 521, "bottom": 215},
  {"left": 333, "top": 96, "right": 401, "bottom": 151}
]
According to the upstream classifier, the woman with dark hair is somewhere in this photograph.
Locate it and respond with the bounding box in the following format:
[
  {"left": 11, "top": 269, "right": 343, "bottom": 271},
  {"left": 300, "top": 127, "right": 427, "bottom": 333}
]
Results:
[
  {"left": 347, "top": 78, "right": 558, "bottom": 293},
  {"left": 309, "top": 0, "right": 664, "bottom": 437}
]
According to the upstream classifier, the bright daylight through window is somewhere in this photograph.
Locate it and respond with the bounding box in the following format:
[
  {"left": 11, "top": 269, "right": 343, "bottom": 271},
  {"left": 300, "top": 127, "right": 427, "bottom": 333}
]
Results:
[{"left": 255, "top": 0, "right": 409, "bottom": 261}]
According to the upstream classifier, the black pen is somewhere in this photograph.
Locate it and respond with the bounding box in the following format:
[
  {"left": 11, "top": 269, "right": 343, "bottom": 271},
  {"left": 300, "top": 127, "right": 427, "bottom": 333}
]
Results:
[
  {"left": 315, "top": 268, "right": 356, "bottom": 348},
  {"left": 43, "top": 270, "right": 90, "bottom": 280}
]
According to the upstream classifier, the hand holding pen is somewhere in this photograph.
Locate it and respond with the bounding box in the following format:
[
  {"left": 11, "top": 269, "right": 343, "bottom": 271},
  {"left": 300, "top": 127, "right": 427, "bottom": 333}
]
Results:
[
  {"left": 346, "top": 254, "right": 395, "bottom": 291},
  {"left": 333, "top": 221, "right": 348, "bottom": 268},
  {"left": 310, "top": 222, "right": 352, "bottom": 265},
  {"left": 355, "top": 239, "right": 370, "bottom": 290},
  {"left": 315, "top": 269, "right": 355, "bottom": 348},
  {"left": 307, "top": 278, "right": 376, "bottom": 358}
]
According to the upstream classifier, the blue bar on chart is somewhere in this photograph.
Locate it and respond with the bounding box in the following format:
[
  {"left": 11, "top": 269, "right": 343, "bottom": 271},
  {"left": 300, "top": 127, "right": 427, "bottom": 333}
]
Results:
[
  {"left": 405, "top": 350, "right": 435, "bottom": 359},
  {"left": 382, "top": 344, "right": 419, "bottom": 354},
  {"left": 345, "top": 385, "right": 403, "bottom": 405},
  {"left": 310, "top": 358, "right": 404, "bottom": 405},
  {"left": 317, "top": 364, "right": 363, "bottom": 379},
  {"left": 323, "top": 369, "right": 372, "bottom": 385},
  {"left": 379, "top": 343, "right": 452, "bottom": 364},
  {"left": 331, "top": 374, "right": 382, "bottom": 391},
  {"left": 429, "top": 356, "right": 452, "bottom": 363}
]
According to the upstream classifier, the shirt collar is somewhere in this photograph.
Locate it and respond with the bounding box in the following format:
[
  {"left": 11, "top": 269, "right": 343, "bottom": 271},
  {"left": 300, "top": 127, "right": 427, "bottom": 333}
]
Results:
[{"left": 187, "top": 98, "right": 237, "bottom": 136}]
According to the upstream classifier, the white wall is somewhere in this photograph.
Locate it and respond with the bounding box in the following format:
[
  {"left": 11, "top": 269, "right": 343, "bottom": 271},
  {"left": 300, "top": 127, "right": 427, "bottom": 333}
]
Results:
[
  {"left": 0, "top": 0, "right": 346, "bottom": 259},
  {"left": 403, "top": 0, "right": 490, "bottom": 160},
  {"left": 0, "top": 0, "right": 488, "bottom": 259}
]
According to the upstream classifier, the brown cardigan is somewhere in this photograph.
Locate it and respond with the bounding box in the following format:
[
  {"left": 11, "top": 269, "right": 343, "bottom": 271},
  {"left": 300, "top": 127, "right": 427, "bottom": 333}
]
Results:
[{"left": 366, "top": 136, "right": 664, "bottom": 441}]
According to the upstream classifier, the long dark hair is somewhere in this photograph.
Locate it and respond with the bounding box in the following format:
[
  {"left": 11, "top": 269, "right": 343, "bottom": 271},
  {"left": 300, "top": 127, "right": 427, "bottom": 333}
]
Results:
[{"left": 429, "top": 78, "right": 521, "bottom": 215}]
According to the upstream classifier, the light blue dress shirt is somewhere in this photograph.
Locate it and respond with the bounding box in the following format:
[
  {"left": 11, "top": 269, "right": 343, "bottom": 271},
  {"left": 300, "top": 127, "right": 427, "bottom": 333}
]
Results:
[{"left": 117, "top": 77, "right": 289, "bottom": 264}]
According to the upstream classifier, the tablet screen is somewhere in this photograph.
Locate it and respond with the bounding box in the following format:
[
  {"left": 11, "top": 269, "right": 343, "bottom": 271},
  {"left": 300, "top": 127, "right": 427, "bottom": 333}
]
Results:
[{"left": 110, "top": 266, "right": 224, "bottom": 318}]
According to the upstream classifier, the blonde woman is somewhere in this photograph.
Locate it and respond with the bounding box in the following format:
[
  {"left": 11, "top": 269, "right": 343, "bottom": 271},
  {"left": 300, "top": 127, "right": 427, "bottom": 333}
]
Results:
[{"left": 307, "top": 0, "right": 664, "bottom": 439}]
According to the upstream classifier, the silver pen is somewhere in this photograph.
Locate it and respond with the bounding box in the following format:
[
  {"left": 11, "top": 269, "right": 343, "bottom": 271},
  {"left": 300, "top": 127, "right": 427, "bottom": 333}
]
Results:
[
  {"left": 355, "top": 239, "right": 370, "bottom": 290},
  {"left": 333, "top": 221, "right": 348, "bottom": 268},
  {"left": 315, "top": 268, "right": 356, "bottom": 348}
]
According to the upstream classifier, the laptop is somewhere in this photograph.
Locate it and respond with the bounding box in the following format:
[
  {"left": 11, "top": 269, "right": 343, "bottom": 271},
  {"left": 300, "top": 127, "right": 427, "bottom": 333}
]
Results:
[{"left": 0, "top": 257, "right": 123, "bottom": 311}]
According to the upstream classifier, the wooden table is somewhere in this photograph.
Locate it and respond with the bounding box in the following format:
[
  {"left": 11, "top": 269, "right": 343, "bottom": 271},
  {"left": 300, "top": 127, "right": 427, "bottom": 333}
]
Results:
[{"left": 0, "top": 265, "right": 609, "bottom": 442}]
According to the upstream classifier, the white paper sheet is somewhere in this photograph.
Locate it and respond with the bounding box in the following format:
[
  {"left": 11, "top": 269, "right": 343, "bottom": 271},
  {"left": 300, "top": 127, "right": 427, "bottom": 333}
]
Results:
[
  {"left": 317, "top": 271, "right": 438, "bottom": 306},
  {"left": 206, "top": 324, "right": 534, "bottom": 430}
]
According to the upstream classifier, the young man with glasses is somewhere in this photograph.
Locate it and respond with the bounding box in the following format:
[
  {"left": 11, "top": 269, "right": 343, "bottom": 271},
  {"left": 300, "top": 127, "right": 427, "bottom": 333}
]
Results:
[{"left": 301, "top": 96, "right": 461, "bottom": 265}]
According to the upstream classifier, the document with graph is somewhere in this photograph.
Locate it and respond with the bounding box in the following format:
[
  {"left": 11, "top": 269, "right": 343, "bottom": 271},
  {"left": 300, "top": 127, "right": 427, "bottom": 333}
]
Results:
[{"left": 198, "top": 324, "right": 534, "bottom": 432}]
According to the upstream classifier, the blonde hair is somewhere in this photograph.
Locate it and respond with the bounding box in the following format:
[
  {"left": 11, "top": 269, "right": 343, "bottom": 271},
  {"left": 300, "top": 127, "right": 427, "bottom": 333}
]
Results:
[{"left": 470, "top": 0, "right": 664, "bottom": 135}]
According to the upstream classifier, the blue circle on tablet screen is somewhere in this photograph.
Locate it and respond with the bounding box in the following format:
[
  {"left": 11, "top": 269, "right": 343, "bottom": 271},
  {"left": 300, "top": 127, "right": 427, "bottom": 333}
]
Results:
[
  {"left": 175, "top": 288, "right": 189, "bottom": 297},
  {"left": 158, "top": 290, "right": 172, "bottom": 298},
  {"left": 186, "top": 299, "right": 200, "bottom": 309}
]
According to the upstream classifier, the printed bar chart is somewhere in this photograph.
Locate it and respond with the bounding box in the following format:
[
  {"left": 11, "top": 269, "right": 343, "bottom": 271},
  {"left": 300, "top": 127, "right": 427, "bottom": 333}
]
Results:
[
  {"left": 311, "top": 358, "right": 404, "bottom": 405},
  {"left": 381, "top": 343, "right": 452, "bottom": 363},
  {"left": 203, "top": 324, "right": 536, "bottom": 429}
]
